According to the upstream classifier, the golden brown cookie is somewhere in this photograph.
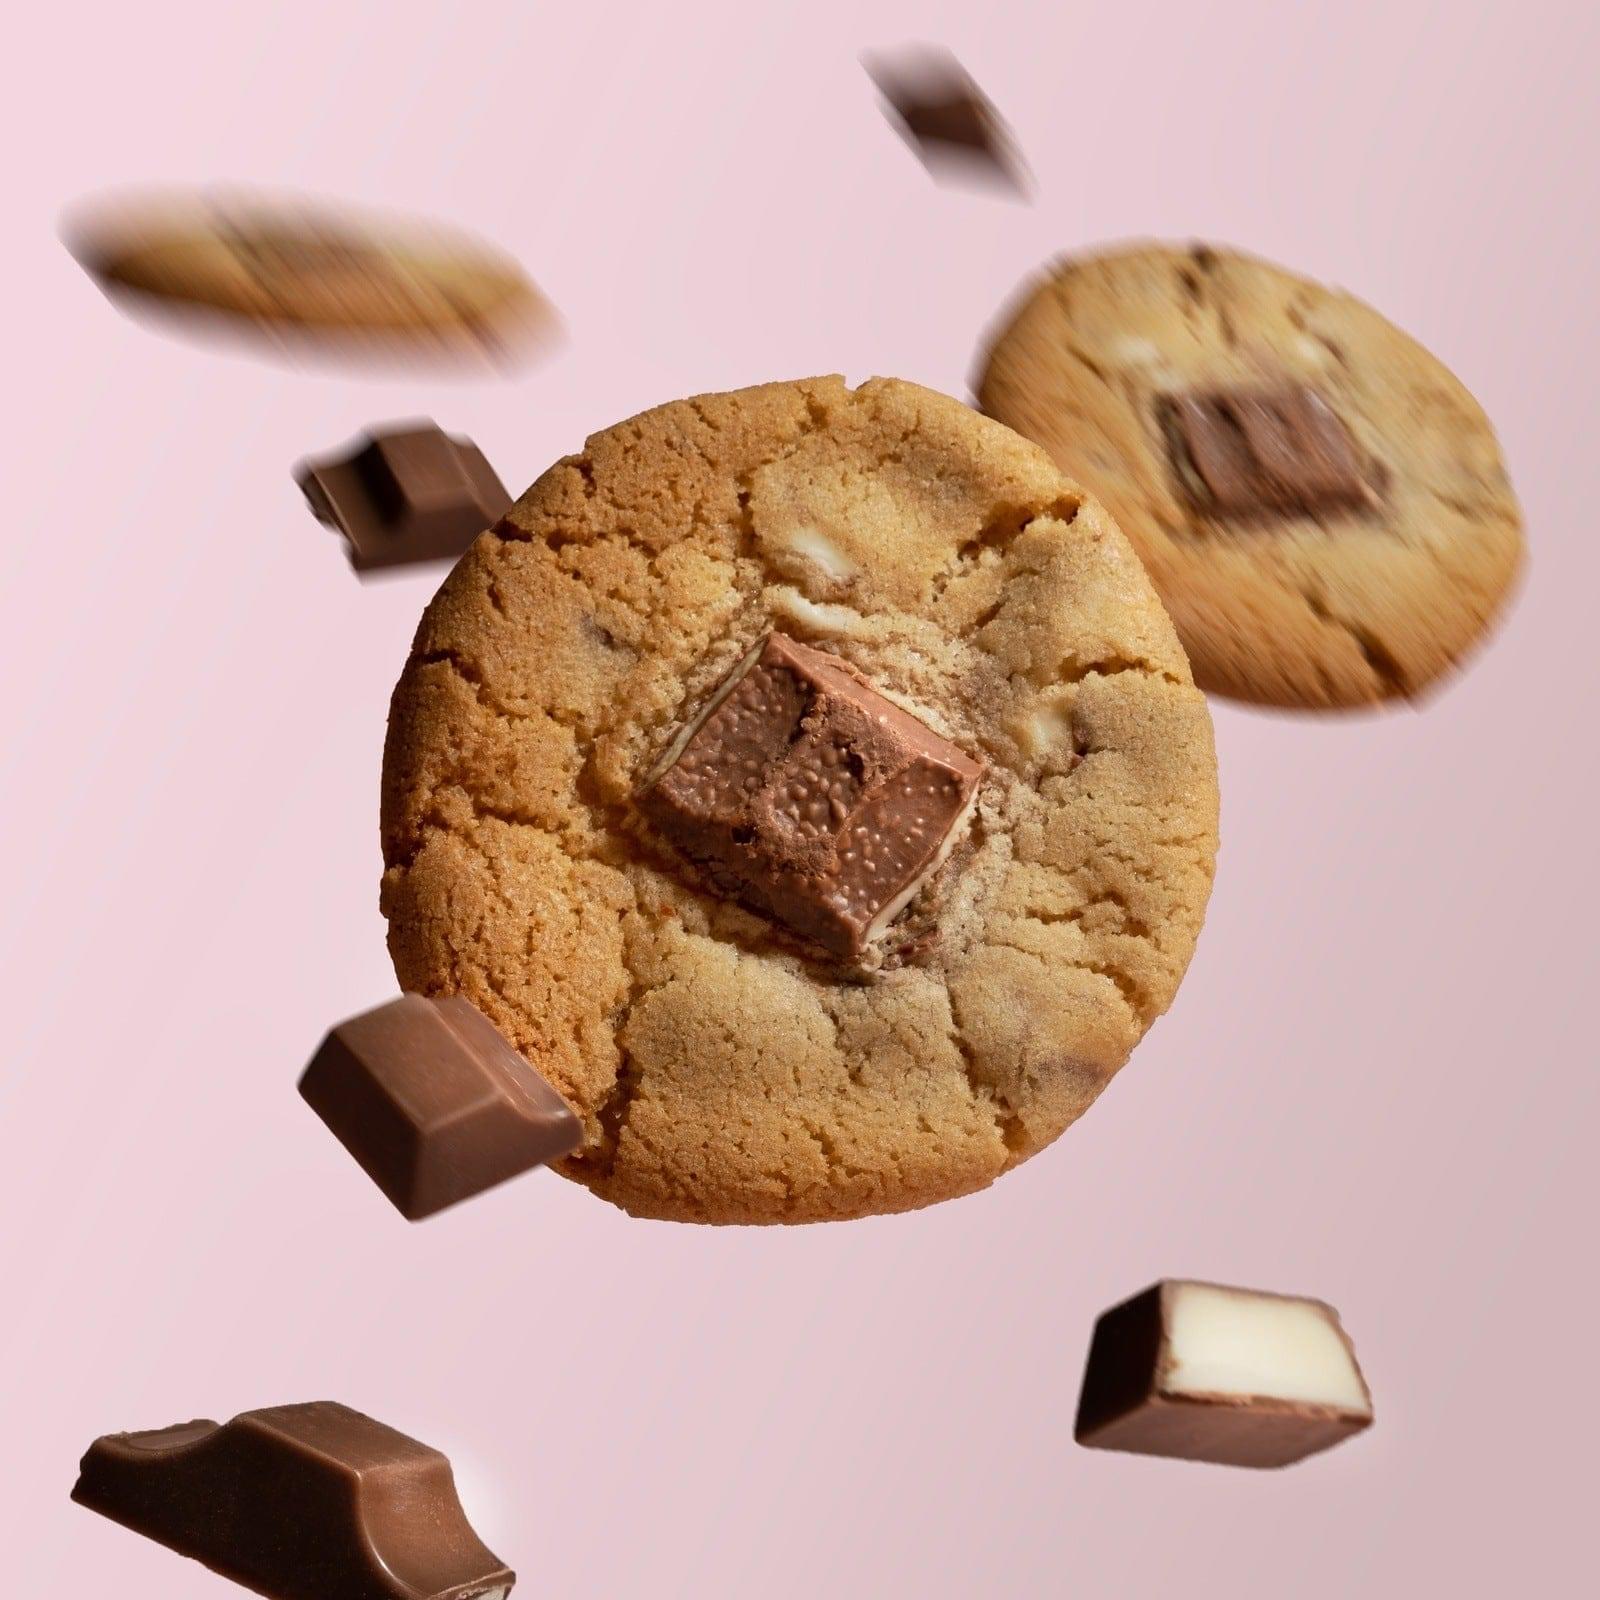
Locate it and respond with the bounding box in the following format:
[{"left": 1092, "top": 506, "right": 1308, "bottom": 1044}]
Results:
[
  {"left": 381, "top": 376, "right": 1219, "bottom": 1223},
  {"left": 66, "top": 190, "right": 548, "bottom": 359},
  {"left": 976, "top": 243, "right": 1525, "bottom": 709}
]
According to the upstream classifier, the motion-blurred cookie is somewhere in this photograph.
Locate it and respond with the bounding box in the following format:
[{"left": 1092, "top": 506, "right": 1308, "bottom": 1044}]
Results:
[
  {"left": 976, "top": 243, "right": 1524, "bottom": 709},
  {"left": 67, "top": 190, "right": 550, "bottom": 362},
  {"left": 380, "top": 376, "right": 1218, "bottom": 1223}
]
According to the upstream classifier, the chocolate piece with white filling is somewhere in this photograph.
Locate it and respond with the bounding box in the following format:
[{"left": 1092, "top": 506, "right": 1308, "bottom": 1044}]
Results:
[
  {"left": 72, "top": 1401, "right": 514, "bottom": 1599},
  {"left": 300, "top": 994, "right": 580, "bottom": 1220},
  {"left": 1075, "top": 1280, "right": 1374, "bottom": 1468},
  {"left": 297, "top": 422, "right": 512, "bottom": 571},
  {"left": 1160, "top": 385, "right": 1372, "bottom": 519},
  {"left": 636, "top": 632, "right": 985, "bottom": 959}
]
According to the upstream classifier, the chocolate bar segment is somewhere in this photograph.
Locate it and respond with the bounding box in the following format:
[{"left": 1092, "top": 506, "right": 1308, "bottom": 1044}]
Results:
[
  {"left": 297, "top": 422, "right": 512, "bottom": 571},
  {"left": 864, "top": 48, "right": 1030, "bottom": 195},
  {"left": 1161, "top": 385, "right": 1370, "bottom": 518},
  {"left": 300, "top": 994, "right": 580, "bottom": 1219},
  {"left": 1075, "top": 1280, "right": 1374, "bottom": 1469},
  {"left": 72, "top": 1401, "right": 514, "bottom": 1600},
  {"left": 637, "top": 633, "right": 984, "bottom": 959}
]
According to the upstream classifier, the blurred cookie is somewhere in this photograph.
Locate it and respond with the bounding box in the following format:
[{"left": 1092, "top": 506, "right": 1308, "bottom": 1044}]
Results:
[
  {"left": 380, "top": 375, "right": 1218, "bottom": 1223},
  {"left": 976, "top": 243, "right": 1524, "bottom": 709},
  {"left": 67, "top": 190, "right": 549, "bottom": 360}
]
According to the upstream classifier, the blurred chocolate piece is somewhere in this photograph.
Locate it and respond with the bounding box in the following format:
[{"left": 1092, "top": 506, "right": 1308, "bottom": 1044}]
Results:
[
  {"left": 1076, "top": 1280, "right": 1374, "bottom": 1469},
  {"left": 864, "top": 47, "right": 1030, "bottom": 196},
  {"left": 72, "top": 1401, "right": 515, "bottom": 1600},
  {"left": 637, "top": 632, "right": 985, "bottom": 959},
  {"left": 300, "top": 994, "right": 580, "bottom": 1219},
  {"left": 297, "top": 423, "right": 512, "bottom": 571},
  {"left": 1160, "top": 386, "right": 1371, "bottom": 519}
]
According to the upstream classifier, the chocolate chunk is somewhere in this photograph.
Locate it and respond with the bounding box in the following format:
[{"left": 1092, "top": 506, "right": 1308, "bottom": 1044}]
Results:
[
  {"left": 636, "top": 633, "right": 984, "bottom": 959},
  {"left": 73, "top": 1401, "right": 514, "bottom": 1600},
  {"left": 863, "top": 48, "right": 1030, "bottom": 196},
  {"left": 299, "top": 994, "right": 580, "bottom": 1220},
  {"left": 1160, "top": 385, "right": 1371, "bottom": 519},
  {"left": 296, "top": 422, "right": 512, "bottom": 571},
  {"left": 1075, "top": 1280, "right": 1374, "bottom": 1469}
]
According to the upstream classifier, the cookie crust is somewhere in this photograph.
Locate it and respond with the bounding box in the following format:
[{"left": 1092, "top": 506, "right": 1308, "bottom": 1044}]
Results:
[
  {"left": 381, "top": 377, "right": 1219, "bottom": 1222},
  {"left": 976, "top": 243, "right": 1525, "bottom": 709}
]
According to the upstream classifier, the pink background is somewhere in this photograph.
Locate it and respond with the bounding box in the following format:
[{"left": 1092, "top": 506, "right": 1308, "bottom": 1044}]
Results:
[{"left": 3, "top": 1, "right": 1596, "bottom": 1593}]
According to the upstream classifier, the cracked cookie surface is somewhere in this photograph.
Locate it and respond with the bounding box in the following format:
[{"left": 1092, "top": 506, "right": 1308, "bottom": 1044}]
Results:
[
  {"left": 380, "top": 376, "right": 1219, "bottom": 1222},
  {"left": 976, "top": 244, "right": 1525, "bottom": 709}
]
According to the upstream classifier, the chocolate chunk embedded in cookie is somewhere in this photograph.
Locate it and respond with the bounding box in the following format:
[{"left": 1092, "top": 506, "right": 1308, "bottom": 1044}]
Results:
[
  {"left": 380, "top": 376, "right": 1218, "bottom": 1223},
  {"left": 976, "top": 243, "right": 1525, "bottom": 709},
  {"left": 637, "top": 632, "right": 985, "bottom": 960}
]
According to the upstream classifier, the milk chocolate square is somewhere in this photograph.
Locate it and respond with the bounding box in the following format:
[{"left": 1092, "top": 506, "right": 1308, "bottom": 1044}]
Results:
[
  {"left": 1075, "top": 1280, "right": 1374, "bottom": 1469},
  {"left": 636, "top": 633, "right": 984, "bottom": 959},
  {"left": 1160, "top": 385, "right": 1370, "bottom": 518},
  {"left": 297, "top": 421, "right": 512, "bottom": 571},
  {"left": 300, "top": 994, "right": 580, "bottom": 1219},
  {"left": 73, "top": 1401, "right": 515, "bottom": 1599}
]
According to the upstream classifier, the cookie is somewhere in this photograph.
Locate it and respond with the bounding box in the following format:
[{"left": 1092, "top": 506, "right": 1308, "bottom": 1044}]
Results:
[
  {"left": 66, "top": 190, "right": 548, "bottom": 358},
  {"left": 380, "top": 376, "right": 1219, "bottom": 1223},
  {"left": 976, "top": 243, "right": 1525, "bottom": 709}
]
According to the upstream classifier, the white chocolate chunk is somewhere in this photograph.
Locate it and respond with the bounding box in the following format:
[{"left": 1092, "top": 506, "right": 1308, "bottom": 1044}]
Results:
[
  {"left": 1017, "top": 700, "right": 1073, "bottom": 759},
  {"left": 768, "top": 587, "right": 864, "bottom": 638},
  {"left": 1113, "top": 336, "right": 1163, "bottom": 369},
  {"left": 1162, "top": 1282, "right": 1371, "bottom": 1414},
  {"left": 778, "top": 525, "right": 858, "bottom": 583}
]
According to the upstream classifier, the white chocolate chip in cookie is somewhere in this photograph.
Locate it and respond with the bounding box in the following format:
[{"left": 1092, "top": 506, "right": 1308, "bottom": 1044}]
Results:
[
  {"left": 1008, "top": 689, "right": 1081, "bottom": 769},
  {"left": 1292, "top": 333, "right": 1332, "bottom": 367},
  {"left": 768, "top": 586, "right": 864, "bottom": 639},
  {"left": 769, "top": 524, "right": 858, "bottom": 592},
  {"left": 1113, "top": 336, "right": 1164, "bottom": 371}
]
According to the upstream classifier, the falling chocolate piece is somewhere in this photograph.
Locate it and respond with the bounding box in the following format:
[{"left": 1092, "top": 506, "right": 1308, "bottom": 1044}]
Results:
[
  {"left": 1075, "top": 1280, "right": 1374, "bottom": 1468},
  {"left": 636, "top": 632, "right": 985, "bottom": 960},
  {"left": 300, "top": 994, "right": 581, "bottom": 1219},
  {"left": 863, "top": 47, "right": 1031, "bottom": 197},
  {"left": 296, "top": 422, "right": 512, "bottom": 572},
  {"left": 72, "top": 1401, "right": 515, "bottom": 1599},
  {"left": 1159, "top": 386, "right": 1373, "bottom": 519}
]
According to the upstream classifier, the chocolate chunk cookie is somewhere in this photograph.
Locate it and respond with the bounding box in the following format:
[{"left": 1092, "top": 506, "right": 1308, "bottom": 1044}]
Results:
[
  {"left": 67, "top": 190, "right": 549, "bottom": 359},
  {"left": 381, "top": 376, "right": 1219, "bottom": 1222},
  {"left": 976, "top": 244, "right": 1525, "bottom": 709}
]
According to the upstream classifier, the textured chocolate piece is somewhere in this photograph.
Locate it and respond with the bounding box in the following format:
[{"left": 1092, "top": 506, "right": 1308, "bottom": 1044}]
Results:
[
  {"left": 637, "top": 633, "right": 984, "bottom": 959},
  {"left": 72, "top": 1401, "right": 514, "bottom": 1600},
  {"left": 297, "top": 422, "right": 512, "bottom": 571},
  {"left": 1075, "top": 1280, "right": 1374, "bottom": 1469},
  {"left": 864, "top": 48, "right": 1030, "bottom": 195},
  {"left": 300, "top": 994, "right": 580, "bottom": 1220},
  {"left": 1160, "top": 385, "right": 1370, "bottom": 518}
]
